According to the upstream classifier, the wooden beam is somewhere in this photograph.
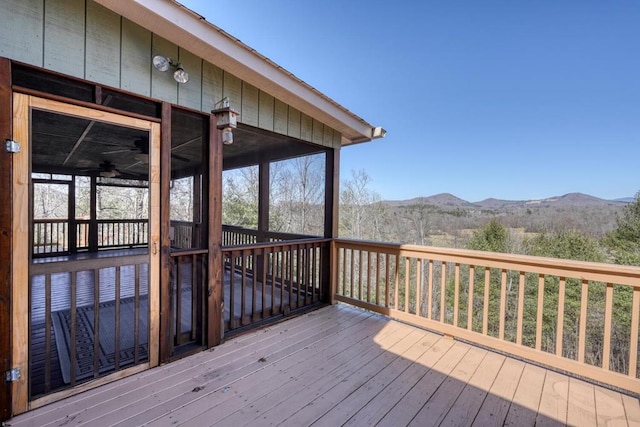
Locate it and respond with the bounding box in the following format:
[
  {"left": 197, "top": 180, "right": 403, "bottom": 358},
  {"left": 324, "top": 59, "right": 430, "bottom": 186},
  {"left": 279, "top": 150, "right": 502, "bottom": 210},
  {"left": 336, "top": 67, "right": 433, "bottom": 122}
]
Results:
[
  {"left": 159, "top": 102, "right": 172, "bottom": 363},
  {"left": 208, "top": 116, "right": 223, "bottom": 347},
  {"left": 323, "top": 148, "right": 339, "bottom": 304},
  {"left": 0, "top": 57, "right": 13, "bottom": 422}
]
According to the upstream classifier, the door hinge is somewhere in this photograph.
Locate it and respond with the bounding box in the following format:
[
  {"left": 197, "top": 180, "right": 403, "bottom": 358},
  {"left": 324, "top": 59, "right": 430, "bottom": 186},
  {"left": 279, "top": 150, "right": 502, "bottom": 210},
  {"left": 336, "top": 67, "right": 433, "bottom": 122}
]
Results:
[
  {"left": 5, "top": 139, "right": 21, "bottom": 153},
  {"left": 4, "top": 367, "right": 20, "bottom": 383}
]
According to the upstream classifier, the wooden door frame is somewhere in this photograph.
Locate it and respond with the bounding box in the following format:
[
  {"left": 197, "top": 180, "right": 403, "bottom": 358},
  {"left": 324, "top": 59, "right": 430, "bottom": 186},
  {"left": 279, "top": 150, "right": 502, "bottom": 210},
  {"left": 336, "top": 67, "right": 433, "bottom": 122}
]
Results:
[
  {"left": 0, "top": 57, "right": 13, "bottom": 423},
  {"left": 10, "top": 94, "right": 161, "bottom": 415}
]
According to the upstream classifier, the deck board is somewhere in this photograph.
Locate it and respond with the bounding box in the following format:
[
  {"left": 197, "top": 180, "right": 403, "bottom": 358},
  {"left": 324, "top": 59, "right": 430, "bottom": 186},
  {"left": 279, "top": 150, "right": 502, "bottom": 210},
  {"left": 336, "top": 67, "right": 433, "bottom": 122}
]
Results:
[{"left": 9, "top": 303, "right": 639, "bottom": 427}]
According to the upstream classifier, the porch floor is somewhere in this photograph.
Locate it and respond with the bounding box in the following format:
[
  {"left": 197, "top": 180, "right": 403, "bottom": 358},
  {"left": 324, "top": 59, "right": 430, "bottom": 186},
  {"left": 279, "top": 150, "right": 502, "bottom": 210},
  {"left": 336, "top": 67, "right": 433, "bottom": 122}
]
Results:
[{"left": 11, "top": 304, "right": 640, "bottom": 427}]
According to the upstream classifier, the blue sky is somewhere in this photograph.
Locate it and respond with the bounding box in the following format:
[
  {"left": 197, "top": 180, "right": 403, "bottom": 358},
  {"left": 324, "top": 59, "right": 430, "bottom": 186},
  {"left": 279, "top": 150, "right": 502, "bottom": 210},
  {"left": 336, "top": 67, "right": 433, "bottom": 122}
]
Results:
[{"left": 179, "top": 0, "right": 639, "bottom": 202}]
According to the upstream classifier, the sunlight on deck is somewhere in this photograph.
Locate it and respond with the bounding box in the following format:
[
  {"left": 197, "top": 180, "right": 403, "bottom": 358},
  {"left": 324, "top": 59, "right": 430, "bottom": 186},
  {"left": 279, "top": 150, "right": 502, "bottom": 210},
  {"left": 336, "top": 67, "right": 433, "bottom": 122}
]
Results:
[{"left": 9, "top": 304, "right": 640, "bottom": 426}]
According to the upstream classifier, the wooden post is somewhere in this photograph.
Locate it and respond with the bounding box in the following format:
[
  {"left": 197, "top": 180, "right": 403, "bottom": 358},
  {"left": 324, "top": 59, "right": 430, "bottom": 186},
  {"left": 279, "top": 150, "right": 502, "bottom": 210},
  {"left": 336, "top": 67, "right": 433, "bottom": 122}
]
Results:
[
  {"left": 159, "top": 102, "right": 172, "bottom": 363},
  {"left": 89, "top": 175, "right": 98, "bottom": 252},
  {"left": 256, "top": 162, "right": 270, "bottom": 281},
  {"left": 68, "top": 177, "right": 77, "bottom": 253},
  {"left": 0, "top": 57, "right": 13, "bottom": 422},
  {"left": 208, "top": 116, "right": 223, "bottom": 347},
  {"left": 323, "top": 148, "right": 339, "bottom": 303}
]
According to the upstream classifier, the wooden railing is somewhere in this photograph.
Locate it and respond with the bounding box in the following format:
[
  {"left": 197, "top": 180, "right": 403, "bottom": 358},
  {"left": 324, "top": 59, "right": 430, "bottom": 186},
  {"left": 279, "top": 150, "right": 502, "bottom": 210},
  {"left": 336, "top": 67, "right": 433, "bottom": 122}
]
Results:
[
  {"left": 222, "top": 225, "right": 314, "bottom": 247},
  {"left": 33, "top": 219, "right": 69, "bottom": 254},
  {"left": 30, "top": 255, "right": 149, "bottom": 397},
  {"left": 331, "top": 239, "right": 640, "bottom": 395},
  {"left": 170, "top": 220, "right": 202, "bottom": 249},
  {"left": 34, "top": 218, "right": 148, "bottom": 255},
  {"left": 170, "top": 249, "right": 207, "bottom": 347},
  {"left": 222, "top": 238, "right": 330, "bottom": 333}
]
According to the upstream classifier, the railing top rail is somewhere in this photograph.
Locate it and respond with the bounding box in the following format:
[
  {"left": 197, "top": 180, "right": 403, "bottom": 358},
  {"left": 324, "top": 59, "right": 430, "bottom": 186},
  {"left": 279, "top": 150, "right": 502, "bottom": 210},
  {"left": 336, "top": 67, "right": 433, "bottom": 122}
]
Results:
[
  {"left": 31, "top": 253, "right": 148, "bottom": 275},
  {"left": 170, "top": 248, "right": 208, "bottom": 257},
  {"left": 334, "top": 238, "right": 640, "bottom": 286},
  {"left": 222, "top": 237, "right": 331, "bottom": 252}
]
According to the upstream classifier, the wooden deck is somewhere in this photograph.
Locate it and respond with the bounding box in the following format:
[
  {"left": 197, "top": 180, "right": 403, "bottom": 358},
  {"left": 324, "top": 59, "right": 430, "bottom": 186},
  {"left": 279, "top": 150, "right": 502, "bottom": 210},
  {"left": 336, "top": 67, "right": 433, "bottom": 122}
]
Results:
[{"left": 10, "top": 304, "right": 640, "bottom": 426}]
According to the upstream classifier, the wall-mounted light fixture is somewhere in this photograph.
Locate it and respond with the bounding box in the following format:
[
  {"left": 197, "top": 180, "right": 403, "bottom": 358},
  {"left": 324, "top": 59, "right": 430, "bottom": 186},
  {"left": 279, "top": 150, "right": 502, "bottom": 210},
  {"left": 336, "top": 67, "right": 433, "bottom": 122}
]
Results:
[
  {"left": 212, "top": 97, "right": 239, "bottom": 145},
  {"left": 152, "top": 55, "right": 189, "bottom": 83}
]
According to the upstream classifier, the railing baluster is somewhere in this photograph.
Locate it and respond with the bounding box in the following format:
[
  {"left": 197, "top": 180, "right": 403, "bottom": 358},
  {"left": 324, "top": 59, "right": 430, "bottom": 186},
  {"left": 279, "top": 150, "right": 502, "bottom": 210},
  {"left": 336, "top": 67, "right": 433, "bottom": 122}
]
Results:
[
  {"left": 375, "top": 251, "right": 381, "bottom": 306},
  {"left": 229, "top": 254, "right": 236, "bottom": 329},
  {"left": 516, "top": 271, "right": 525, "bottom": 345},
  {"left": 453, "top": 263, "right": 460, "bottom": 327},
  {"left": 44, "top": 274, "right": 52, "bottom": 393},
  {"left": 629, "top": 287, "right": 640, "bottom": 378},
  {"left": 384, "top": 253, "right": 390, "bottom": 308},
  {"left": 358, "top": 250, "right": 364, "bottom": 301},
  {"left": 350, "top": 249, "right": 355, "bottom": 299},
  {"left": 578, "top": 279, "right": 588, "bottom": 363},
  {"left": 440, "top": 262, "right": 447, "bottom": 323},
  {"left": 93, "top": 269, "right": 100, "bottom": 378},
  {"left": 603, "top": 282, "right": 613, "bottom": 370},
  {"left": 241, "top": 251, "right": 247, "bottom": 325},
  {"left": 427, "top": 259, "right": 433, "bottom": 319},
  {"left": 483, "top": 267, "right": 490, "bottom": 335},
  {"left": 115, "top": 266, "right": 121, "bottom": 370},
  {"left": 70, "top": 272, "right": 77, "bottom": 386},
  {"left": 499, "top": 269, "right": 507, "bottom": 340},
  {"left": 467, "top": 266, "right": 475, "bottom": 331},
  {"left": 536, "top": 274, "right": 544, "bottom": 350},
  {"left": 556, "top": 277, "right": 566, "bottom": 357},
  {"left": 416, "top": 258, "right": 422, "bottom": 317},
  {"left": 405, "top": 258, "right": 410, "bottom": 313},
  {"left": 366, "top": 251, "right": 372, "bottom": 303}
]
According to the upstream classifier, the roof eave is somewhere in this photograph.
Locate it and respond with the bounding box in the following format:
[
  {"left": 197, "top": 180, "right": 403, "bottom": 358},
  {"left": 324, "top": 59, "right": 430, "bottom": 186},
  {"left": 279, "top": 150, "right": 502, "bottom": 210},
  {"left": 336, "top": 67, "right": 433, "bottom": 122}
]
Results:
[{"left": 93, "top": 0, "right": 383, "bottom": 145}]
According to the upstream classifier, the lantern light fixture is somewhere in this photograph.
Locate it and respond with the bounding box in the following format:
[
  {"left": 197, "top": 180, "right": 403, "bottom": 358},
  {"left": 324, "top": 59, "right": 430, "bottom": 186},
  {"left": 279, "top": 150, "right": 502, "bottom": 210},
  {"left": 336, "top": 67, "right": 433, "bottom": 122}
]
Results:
[
  {"left": 212, "top": 97, "right": 239, "bottom": 145},
  {"left": 152, "top": 55, "right": 189, "bottom": 84}
]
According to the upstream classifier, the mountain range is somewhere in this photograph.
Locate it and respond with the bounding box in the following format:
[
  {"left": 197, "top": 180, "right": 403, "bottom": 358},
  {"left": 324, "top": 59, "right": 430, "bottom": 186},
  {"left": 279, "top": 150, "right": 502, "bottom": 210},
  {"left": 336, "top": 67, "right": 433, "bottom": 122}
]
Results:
[{"left": 383, "top": 192, "right": 632, "bottom": 210}]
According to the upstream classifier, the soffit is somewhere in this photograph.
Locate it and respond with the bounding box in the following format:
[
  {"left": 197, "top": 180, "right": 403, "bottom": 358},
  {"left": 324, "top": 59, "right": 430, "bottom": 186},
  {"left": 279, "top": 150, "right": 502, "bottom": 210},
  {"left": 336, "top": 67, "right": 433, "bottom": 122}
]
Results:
[{"left": 93, "top": 0, "right": 378, "bottom": 145}]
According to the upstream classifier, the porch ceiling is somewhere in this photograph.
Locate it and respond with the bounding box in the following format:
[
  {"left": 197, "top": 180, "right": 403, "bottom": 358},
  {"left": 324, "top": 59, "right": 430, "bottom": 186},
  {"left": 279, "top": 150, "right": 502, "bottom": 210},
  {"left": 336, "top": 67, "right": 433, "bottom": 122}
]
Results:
[{"left": 31, "top": 108, "right": 325, "bottom": 180}]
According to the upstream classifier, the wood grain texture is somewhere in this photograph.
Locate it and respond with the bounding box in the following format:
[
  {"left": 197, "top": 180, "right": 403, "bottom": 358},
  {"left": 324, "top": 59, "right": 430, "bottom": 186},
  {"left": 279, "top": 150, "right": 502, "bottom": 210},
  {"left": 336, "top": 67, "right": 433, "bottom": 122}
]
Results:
[
  {"left": 0, "top": 57, "right": 12, "bottom": 422},
  {"left": 0, "top": 0, "right": 44, "bottom": 65},
  {"left": 258, "top": 90, "right": 274, "bottom": 131},
  {"left": 300, "top": 112, "right": 313, "bottom": 142},
  {"left": 273, "top": 98, "right": 288, "bottom": 135},
  {"left": 287, "top": 107, "right": 301, "bottom": 139},
  {"left": 312, "top": 118, "right": 324, "bottom": 145},
  {"left": 151, "top": 34, "right": 178, "bottom": 104},
  {"left": 202, "top": 61, "right": 223, "bottom": 112},
  {"left": 11, "top": 93, "right": 30, "bottom": 415},
  {"left": 7, "top": 304, "right": 637, "bottom": 426},
  {"left": 44, "top": 0, "right": 85, "bottom": 78},
  {"left": 177, "top": 49, "right": 202, "bottom": 111},
  {"left": 240, "top": 82, "right": 258, "bottom": 127},
  {"left": 86, "top": 1, "right": 121, "bottom": 86},
  {"left": 222, "top": 72, "right": 242, "bottom": 119},
  {"left": 208, "top": 116, "right": 223, "bottom": 347},
  {"left": 120, "top": 18, "right": 152, "bottom": 96}
]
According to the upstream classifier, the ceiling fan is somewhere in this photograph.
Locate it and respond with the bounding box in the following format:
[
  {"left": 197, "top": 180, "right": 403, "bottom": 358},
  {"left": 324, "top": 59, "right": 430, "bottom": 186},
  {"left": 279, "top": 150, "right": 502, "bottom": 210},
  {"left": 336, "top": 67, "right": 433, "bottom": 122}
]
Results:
[
  {"left": 101, "top": 136, "right": 190, "bottom": 163},
  {"left": 80, "top": 160, "right": 122, "bottom": 178}
]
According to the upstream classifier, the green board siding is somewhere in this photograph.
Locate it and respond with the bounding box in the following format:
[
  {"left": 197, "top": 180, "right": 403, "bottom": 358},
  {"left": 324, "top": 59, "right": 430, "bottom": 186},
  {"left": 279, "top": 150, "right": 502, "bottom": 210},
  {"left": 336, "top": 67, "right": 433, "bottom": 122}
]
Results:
[
  {"left": 0, "top": 0, "right": 342, "bottom": 146},
  {"left": 121, "top": 18, "right": 152, "bottom": 96},
  {"left": 274, "top": 99, "right": 288, "bottom": 135},
  {"left": 223, "top": 72, "right": 242, "bottom": 121},
  {"left": 287, "top": 108, "right": 301, "bottom": 139},
  {"left": 177, "top": 49, "right": 202, "bottom": 110},
  {"left": 202, "top": 61, "right": 223, "bottom": 112},
  {"left": 0, "top": 0, "right": 43, "bottom": 65},
  {"left": 44, "top": 0, "right": 85, "bottom": 78},
  {"left": 151, "top": 34, "right": 178, "bottom": 104},
  {"left": 312, "top": 119, "right": 324, "bottom": 145},
  {"left": 241, "top": 82, "right": 259, "bottom": 127},
  {"left": 85, "top": 1, "right": 121, "bottom": 87},
  {"left": 300, "top": 113, "right": 313, "bottom": 142},
  {"left": 258, "top": 92, "right": 274, "bottom": 131}
]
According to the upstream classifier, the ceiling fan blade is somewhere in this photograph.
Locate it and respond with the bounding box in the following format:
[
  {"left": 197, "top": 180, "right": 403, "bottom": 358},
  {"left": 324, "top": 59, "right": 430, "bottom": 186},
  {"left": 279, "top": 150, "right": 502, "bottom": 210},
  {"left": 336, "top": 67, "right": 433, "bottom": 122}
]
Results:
[
  {"left": 171, "top": 153, "right": 190, "bottom": 163},
  {"left": 102, "top": 148, "right": 134, "bottom": 154}
]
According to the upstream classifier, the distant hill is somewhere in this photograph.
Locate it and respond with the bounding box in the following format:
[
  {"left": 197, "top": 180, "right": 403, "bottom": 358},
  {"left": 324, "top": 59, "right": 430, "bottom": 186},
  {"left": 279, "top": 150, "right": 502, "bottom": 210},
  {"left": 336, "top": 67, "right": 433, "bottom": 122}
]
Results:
[
  {"left": 385, "top": 193, "right": 475, "bottom": 208},
  {"left": 384, "top": 192, "right": 630, "bottom": 210}
]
